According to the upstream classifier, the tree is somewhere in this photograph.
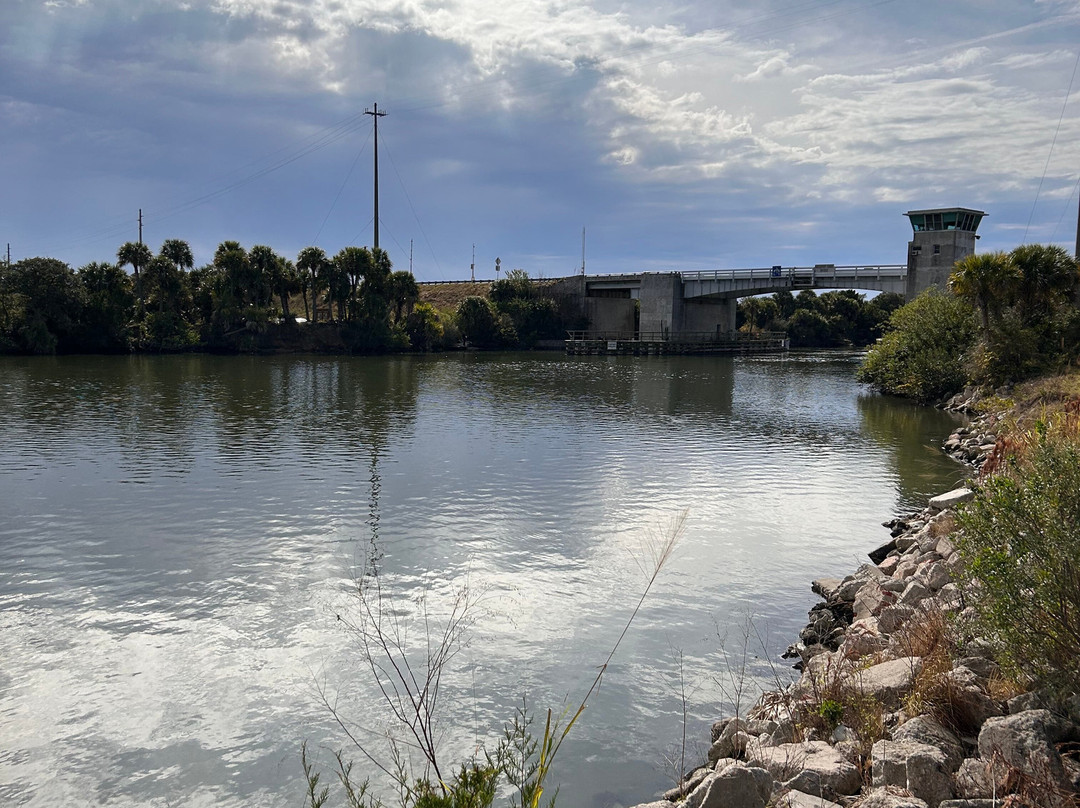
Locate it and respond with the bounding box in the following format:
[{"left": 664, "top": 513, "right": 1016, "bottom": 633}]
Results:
[
  {"left": 1009, "top": 243, "right": 1079, "bottom": 325},
  {"left": 160, "top": 239, "right": 194, "bottom": 276},
  {"left": 333, "top": 247, "right": 373, "bottom": 320},
  {"left": 117, "top": 241, "right": 152, "bottom": 315},
  {"left": 297, "top": 247, "right": 329, "bottom": 323},
  {"left": 389, "top": 270, "right": 420, "bottom": 325},
  {"left": 455, "top": 296, "right": 499, "bottom": 348},
  {"left": 948, "top": 251, "right": 1018, "bottom": 332},
  {"left": 405, "top": 302, "right": 443, "bottom": 351},
  {"left": 7, "top": 257, "right": 84, "bottom": 353},
  {"left": 247, "top": 245, "right": 279, "bottom": 309},
  {"left": 857, "top": 287, "right": 979, "bottom": 403}
]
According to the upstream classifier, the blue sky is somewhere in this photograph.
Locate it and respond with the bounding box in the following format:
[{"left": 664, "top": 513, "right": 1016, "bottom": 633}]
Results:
[{"left": 2, "top": 0, "right": 1079, "bottom": 280}]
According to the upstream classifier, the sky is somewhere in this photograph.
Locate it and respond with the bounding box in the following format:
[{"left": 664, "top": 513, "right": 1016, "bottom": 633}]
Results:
[{"left": 2, "top": 0, "right": 1080, "bottom": 281}]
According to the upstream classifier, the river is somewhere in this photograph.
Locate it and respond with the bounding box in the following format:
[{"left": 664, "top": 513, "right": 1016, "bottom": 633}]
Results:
[{"left": 0, "top": 351, "right": 966, "bottom": 808}]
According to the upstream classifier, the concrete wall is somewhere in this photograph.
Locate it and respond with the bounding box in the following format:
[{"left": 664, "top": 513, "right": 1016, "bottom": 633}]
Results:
[
  {"left": 638, "top": 274, "right": 684, "bottom": 335},
  {"left": 681, "top": 298, "right": 738, "bottom": 335},
  {"left": 906, "top": 230, "right": 977, "bottom": 298},
  {"left": 585, "top": 298, "right": 636, "bottom": 333}
]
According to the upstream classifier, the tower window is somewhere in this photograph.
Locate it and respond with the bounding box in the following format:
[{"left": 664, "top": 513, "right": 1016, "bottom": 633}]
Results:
[{"left": 933, "top": 245, "right": 941, "bottom": 255}]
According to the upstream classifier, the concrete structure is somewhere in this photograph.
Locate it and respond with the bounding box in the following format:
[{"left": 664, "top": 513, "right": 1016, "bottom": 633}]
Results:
[
  {"left": 551, "top": 264, "right": 908, "bottom": 338},
  {"left": 903, "top": 207, "right": 986, "bottom": 298}
]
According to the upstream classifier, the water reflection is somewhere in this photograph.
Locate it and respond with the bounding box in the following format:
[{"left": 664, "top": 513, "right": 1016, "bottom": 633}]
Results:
[{"left": 0, "top": 352, "right": 966, "bottom": 808}]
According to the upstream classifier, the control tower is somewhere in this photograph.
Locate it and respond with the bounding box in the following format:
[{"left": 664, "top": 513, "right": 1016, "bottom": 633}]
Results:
[{"left": 904, "top": 207, "right": 986, "bottom": 298}]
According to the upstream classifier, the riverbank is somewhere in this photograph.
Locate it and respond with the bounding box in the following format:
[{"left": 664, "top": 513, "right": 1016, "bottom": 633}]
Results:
[{"left": 631, "top": 384, "right": 1080, "bottom": 808}]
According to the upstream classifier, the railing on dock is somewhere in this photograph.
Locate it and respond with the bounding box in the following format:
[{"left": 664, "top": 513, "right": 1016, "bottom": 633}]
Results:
[{"left": 564, "top": 330, "right": 789, "bottom": 355}]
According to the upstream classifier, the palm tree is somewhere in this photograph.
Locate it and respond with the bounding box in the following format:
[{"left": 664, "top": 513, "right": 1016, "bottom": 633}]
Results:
[
  {"left": 948, "top": 251, "right": 1018, "bottom": 332},
  {"left": 1010, "top": 243, "right": 1080, "bottom": 323},
  {"left": 297, "top": 247, "right": 328, "bottom": 323},
  {"left": 117, "top": 241, "right": 152, "bottom": 315},
  {"left": 388, "top": 270, "right": 419, "bottom": 325},
  {"left": 160, "top": 239, "right": 194, "bottom": 276}
]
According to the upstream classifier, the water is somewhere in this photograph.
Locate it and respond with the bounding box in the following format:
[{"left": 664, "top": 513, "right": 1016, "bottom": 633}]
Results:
[{"left": 0, "top": 351, "right": 966, "bottom": 808}]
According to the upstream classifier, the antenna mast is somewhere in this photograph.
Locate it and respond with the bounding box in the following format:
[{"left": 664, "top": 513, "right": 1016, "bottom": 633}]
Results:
[
  {"left": 471, "top": 244, "right": 476, "bottom": 282},
  {"left": 365, "top": 103, "right": 387, "bottom": 250}
]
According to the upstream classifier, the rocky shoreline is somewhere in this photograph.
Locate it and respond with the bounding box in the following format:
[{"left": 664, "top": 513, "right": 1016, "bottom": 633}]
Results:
[{"left": 630, "top": 409, "right": 1080, "bottom": 808}]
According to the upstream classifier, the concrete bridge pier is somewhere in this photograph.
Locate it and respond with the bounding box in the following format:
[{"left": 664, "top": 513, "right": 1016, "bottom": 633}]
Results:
[{"left": 638, "top": 273, "right": 736, "bottom": 336}]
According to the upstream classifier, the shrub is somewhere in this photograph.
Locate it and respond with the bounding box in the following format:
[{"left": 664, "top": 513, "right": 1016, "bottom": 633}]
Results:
[
  {"left": 955, "top": 415, "right": 1080, "bottom": 691},
  {"left": 857, "top": 288, "right": 978, "bottom": 403}
]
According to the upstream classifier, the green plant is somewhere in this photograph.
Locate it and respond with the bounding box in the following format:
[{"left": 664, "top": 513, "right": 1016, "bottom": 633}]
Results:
[
  {"left": 310, "top": 512, "right": 686, "bottom": 807},
  {"left": 956, "top": 415, "right": 1080, "bottom": 691},
  {"left": 815, "top": 698, "right": 844, "bottom": 729},
  {"left": 857, "top": 287, "right": 978, "bottom": 403}
]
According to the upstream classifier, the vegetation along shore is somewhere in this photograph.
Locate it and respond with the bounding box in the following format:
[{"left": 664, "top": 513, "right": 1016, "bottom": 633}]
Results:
[
  {"left": 619, "top": 243, "right": 1080, "bottom": 808},
  {"left": 2, "top": 237, "right": 908, "bottom": 356}
]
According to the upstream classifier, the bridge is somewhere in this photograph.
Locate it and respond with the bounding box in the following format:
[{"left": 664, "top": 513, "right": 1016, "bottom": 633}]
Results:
[{"left": 547, "top": 264, "right": 908, "bottom": 340}]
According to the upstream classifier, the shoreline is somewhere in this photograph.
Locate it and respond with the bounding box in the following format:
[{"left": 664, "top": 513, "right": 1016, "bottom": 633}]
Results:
[{"left": 629, "top": 407, "right": 1080, "bottom": 808}]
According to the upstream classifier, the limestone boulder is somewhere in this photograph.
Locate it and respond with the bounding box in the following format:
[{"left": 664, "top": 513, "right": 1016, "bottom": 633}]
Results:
[
  {"left": 928, "top": 488, "right": 974, "bottom": 512},
  {"left": 773, "top": 789, "right": 844, "bottom": 808},
  {"left": 977, "top": 709, "right": 1069, "bottom": 788},
  {"left": 854, "top": 789, "right": 929, "bottom": 808},
  {"left": 747, "top": 740, "right": 861, "bottom": 799},
  {"left": 684, "top": 764, "right": 773, "bottom": 808},
  {"left": 891, "top": 715, "right": 964, "bottom": 772},
  {"left": 871, "top": 739, "right": 953, "bottom": 807},
  {"left": 953, "top": 758, "right": 993, "bottom": 799},
  {"left": 847, "top": 656, "right": 923, "bottom": 710},
  {"left": 708, "top": 717, "right": 750, "bottom": 762}
]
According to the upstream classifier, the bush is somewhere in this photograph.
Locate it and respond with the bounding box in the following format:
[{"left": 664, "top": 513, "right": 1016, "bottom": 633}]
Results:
[
  {"left": 857, "top": 288, "right": 978, "bottom": 403},
  {"left": 955, "top": 416, "right": 1080, "bottom": 690}
]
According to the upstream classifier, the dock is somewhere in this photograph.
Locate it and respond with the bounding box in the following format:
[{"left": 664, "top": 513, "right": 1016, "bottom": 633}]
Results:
[{"left": 564, "top": 330, "right": 789, "bottom": 356}]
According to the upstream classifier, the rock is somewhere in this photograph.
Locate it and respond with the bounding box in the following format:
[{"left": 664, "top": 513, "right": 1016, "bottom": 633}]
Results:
[
  {"left": 878, "top": 555, "right": 901, "bottom": 576},
  {"left": 773, "top": 790, "right": 843, "bottom": 808},
  {"left": 928, "top": 489, "right": 974, "bottom": 512},
  {"left": 934, "top": 536, "right": 956, "bottom": 557},
  {"left": 877, "top": 604, "right": 916, "bottom": 635},
  {"left": 662, "top": 767, "right": 712, "bottom": 801},
  {"left": 746, "top": 718, "right": 778, "bottom": 737},
  {"left": 684, "top": 764, "right": 773, "bottom": 808},
  {"left": 954, "top": 657, "right": 997, "bottom": 686},
  {"left": 937, "top": 801, "right": 999, "bottom": 808},
  {"left": 895, "top": 536, "right": 918, "bottom": 554},
  {"left": 943, "top": 667, "right": 1002, "bottom": 728},
  {"left": 855, "top": 789, "right": 929, "bottom": 808},
  {"left": 869, "top": 539, "right": 898, "bottom": 564},
  {"left": 812, "top": 577, "right": 843, "bottom": 599},
  {"left": 899, "top": 579, "right": 931, "bottom": 607},
  {"left": 871, "top": 739, "right": 953, "bottom": 807},
  {"left": 708, "top": 718, "right": 750, "bottom": 762},
  {"left": 915, "top": 561, "right": 951, "bottom": 592},
  {"left": 1006, "top": 690, "right": 1042, "bottom": 714},
  {"left": 855, "top": 580, "right": 897, "bottom": 621},
  {"left": 747, "top": 740, "right": 861, "bottom": 799},
  {"left": 839, "top": 621, "right": 888, "bottom": 660},
  {"left": 977, "top": 709, "right": 1069, "bottom": 788},
  {"left": 892, "top": 715, "right": 964, "bottom": 772},
  {"left": 954, "top": 758, "right": 993, "bottom": 799},
  {"left": 848, "top": 656, "right": 923, "bottom": 710},
  {"left": 626, "top": 801, "right": 669, "bottom": 808}
]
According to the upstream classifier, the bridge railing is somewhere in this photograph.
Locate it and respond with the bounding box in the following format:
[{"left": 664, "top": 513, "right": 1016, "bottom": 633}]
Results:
[
  {"left": 679, "top": 264, "right": 906, "bottom": 282},
  {"left": 565, "top": 330, "right": 787, "bottom": 343}
]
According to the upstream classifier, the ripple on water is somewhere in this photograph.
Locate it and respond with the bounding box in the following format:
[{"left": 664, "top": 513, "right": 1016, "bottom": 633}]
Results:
[{"left": 0, "top": 352, "right": 966, "bottom": 807}]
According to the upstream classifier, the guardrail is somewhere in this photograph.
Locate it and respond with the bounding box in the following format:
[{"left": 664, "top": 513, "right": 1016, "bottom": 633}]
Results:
[{"left": 565, "top": 330, "right": 786, "bottom": 343}]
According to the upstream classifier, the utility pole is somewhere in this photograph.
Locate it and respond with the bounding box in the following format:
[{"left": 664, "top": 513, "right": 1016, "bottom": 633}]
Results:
[
  {"left": 1075, "top": 192, "right": 1079, "bottom": 260},
  {"left": 365, "top": 103, "right": 387, "bottom": 250},
  {"left": 410, "top": 239, "right": 414, "bottom": 273},
  {"left": 581, "top": 227, "right": 586, "bottom": 276},
  {"left": 471, "top": 244, "right": 476, "bottom": 282},
  {"left": 138, "top": 209, "right": 143, "bottom": 245},
  {"left": 5, "top": 243, "right": 9, "bottom": 267}
]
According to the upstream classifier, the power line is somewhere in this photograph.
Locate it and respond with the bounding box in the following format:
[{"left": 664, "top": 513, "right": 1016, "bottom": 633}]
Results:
[{"left": 1023, "top": 46, "right": 1080, "bottom": 242}]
